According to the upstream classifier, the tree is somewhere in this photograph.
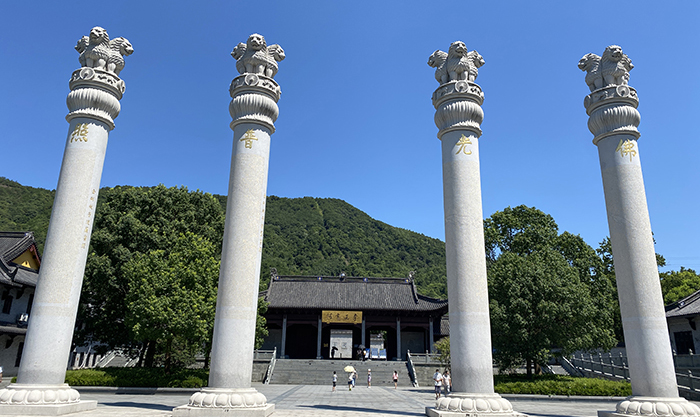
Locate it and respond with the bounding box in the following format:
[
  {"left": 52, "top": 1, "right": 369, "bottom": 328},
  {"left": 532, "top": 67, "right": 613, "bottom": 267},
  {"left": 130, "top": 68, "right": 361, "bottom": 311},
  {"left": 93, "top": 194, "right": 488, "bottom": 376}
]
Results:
[
  {"left": 660, "top": 267, "right": 700, "bottom": 305},
  {"left": 124, "top": 232, "right": 218, "bottom": 370},
  {"left": 434, "top": 337, "right": 450, "bottom": 370},
  {"left": 78, "top": 185, "right": 226, "bottom": 356},
  {"left": 485, "top": 206, "right": 616, "bottom": 375}
]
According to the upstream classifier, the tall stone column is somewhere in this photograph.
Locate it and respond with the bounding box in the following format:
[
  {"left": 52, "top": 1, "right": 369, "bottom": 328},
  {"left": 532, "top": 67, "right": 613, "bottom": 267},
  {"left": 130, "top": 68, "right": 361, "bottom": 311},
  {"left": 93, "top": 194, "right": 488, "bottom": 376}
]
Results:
[
  {"left": 425, "top": 41, "right": 520, "bottom": 417},
  {"left": 0, "top": 27, "right": 132, "bottom": 415},
  {"left": 580, "top": 46, "right": 700, "bottom": 417},
  {"left": 174, "top": 33, "right": 284, "bottom": 417}
]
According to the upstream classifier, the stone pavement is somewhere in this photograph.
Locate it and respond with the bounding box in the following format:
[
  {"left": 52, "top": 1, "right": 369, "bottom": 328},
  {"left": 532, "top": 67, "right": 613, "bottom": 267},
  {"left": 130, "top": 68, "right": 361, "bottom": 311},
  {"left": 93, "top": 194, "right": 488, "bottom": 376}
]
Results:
[{"left": 1, "top": 383, "right": 644, "bottom": 417}]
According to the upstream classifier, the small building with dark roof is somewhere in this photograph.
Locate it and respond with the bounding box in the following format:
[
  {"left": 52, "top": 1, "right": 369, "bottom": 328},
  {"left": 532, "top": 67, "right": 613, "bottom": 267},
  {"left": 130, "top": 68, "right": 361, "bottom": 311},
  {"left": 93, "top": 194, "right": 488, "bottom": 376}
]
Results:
[
  {"left": 0, "top": 232, "right": 41, "bottom": 375},
  {"left": 666, "top": 290, "right": 700, "bottom": 354},
  {"left": 259, "top": 269, "right": 448, "bottom": 360}
]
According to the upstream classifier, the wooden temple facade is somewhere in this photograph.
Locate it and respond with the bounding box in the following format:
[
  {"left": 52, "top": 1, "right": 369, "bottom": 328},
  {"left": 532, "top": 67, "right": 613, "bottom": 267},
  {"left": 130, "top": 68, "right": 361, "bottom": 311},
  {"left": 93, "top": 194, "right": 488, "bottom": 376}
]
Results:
[{"left": 259, "top": 270, "right": 448, "bottom": 360}]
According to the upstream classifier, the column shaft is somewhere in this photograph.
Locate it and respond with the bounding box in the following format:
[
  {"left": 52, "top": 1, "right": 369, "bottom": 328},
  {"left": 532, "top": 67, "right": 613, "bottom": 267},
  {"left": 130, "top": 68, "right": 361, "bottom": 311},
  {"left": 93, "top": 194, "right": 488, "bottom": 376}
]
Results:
[
  {"left": 317, "top": 315, "right": 322, "bottom": 359},
  {"left": 396, "top": 317, "right": 402, "bottom": 360},
  {"left": 281, "top": 314, "right": 287, "bottom": 358},
  {"left": 597, "top": 135, "right": 677, "bottom": 397}
]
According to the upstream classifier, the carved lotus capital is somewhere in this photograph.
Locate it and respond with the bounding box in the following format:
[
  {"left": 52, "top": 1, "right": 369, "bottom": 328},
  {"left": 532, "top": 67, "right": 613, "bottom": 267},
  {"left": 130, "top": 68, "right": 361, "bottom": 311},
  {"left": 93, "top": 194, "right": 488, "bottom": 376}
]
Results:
[
  {"left": 613, "top": 396, "right": 700, "bottom": 417},
  {"left": 186, "top": 388, "right": 268, "bottom": 409},
  {"left": 0, "top": 384, "right": 80, "bottom": 405},
  {"left": 584, "top": 85, "right": 641, "bottom": 144},
  {"left": 229, "top": 74, "right": 280, "bottom": 133},
  {"left": 434, "top": 393, "right": 523, "bottom": 415},
  {"left": 433, "top": 81, "right": 484, "bottom": 139},
  {"left": 66, "top": 67, "right": 124, "bottom": 129}
]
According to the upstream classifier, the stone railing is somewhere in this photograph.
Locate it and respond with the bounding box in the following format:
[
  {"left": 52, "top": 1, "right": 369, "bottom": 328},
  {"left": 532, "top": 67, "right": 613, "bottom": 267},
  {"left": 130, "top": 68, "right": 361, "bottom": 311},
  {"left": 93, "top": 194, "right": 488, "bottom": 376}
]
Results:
[
  {"left": 262, "top": 347, "right": 277, "bottom": 385},
  {"left": 570, "top": 352, "right": 700, "bottom": 400},
  {"left": 408, "top": 351, "right": 442, "bottom": 364},
  {"left": 406, "top": 350, "right": 419, "bottom": 387}
]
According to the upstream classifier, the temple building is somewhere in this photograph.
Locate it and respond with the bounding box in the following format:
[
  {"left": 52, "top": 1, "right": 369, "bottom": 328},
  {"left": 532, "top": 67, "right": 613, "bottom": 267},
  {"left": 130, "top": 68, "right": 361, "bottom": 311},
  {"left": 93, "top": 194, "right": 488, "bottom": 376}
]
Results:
[
  {"left": 0, "top": 232, "right": 41, "bottom": 376},
  {"left": 259, "top": 270, "right": 448, "bottom": 360}
]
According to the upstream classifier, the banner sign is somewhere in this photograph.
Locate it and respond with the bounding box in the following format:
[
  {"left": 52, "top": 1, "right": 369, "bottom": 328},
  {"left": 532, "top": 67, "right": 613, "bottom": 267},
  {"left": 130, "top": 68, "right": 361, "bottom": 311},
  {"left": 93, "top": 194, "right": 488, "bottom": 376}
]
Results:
[{"left": 322, "top": 310, "right": 362, "bottom": 324}]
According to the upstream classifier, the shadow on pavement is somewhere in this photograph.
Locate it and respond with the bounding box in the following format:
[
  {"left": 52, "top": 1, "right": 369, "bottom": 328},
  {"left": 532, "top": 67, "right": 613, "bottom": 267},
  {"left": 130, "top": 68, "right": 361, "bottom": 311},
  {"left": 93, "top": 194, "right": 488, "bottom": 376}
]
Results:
[
  {"left": 100, "top": 401, "right": 173, "bottom": 411},
  {"left": 299, "top": 404, "right": 425, "bottom": 416}
]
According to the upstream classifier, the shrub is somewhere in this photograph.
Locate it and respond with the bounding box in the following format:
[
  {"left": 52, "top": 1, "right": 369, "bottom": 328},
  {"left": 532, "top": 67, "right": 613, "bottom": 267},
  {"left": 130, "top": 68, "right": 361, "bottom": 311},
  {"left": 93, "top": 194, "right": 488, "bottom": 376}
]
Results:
[{"left": 494, "top": 374, "right": 631, "bottom": 396}]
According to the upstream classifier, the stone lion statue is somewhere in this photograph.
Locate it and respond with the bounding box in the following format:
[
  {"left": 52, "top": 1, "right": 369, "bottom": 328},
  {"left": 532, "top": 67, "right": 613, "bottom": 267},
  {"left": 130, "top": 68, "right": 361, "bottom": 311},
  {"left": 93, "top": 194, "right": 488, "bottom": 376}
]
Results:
[
  {"left": 601, "top": 45, "right": 633, "bottom": 87},
  {"left": 579, "top": 45, "right": 633, "bottom": 91},
  {"left": 578, "top": 53, "right": 603, "bottom": 92},
  {"left": 428, "top": 42, "right": 485, "bottom": 84},
  {"left": 75, "top": 27, "right": 133, "bottom": 76},
  {"left": 107, "top": 37, "right": 134, "bottom": 76},
  {"left": 446, "top": 41, "right": 470, "bottom": 81},
  {"left": 465, "top": 50, "right": 485, "bottom": 82},
  {"left": 428, "top": 50, "right": 449, "bottom": 84},
  {"left": 231, "top": 33, "right": 285, "bottom": 79},
  {"left": 76, "top": 26, "right": 111, "bottom": 71}
]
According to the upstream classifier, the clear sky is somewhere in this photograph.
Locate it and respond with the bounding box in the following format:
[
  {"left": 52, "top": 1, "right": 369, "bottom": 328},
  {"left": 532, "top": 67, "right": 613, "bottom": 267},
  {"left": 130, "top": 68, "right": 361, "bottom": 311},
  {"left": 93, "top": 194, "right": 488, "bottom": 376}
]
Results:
[{"left": 1, "top": 1, "right": 698, "bottom": 271}]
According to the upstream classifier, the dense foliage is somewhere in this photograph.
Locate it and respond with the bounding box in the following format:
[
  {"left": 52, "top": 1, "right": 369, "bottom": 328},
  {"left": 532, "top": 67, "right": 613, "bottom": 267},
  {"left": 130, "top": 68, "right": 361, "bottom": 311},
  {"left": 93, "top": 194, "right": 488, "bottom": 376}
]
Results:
[
  {"left": 63, "top": 367, "right": 209, "bottom": 388},
  {"left": 259, "top": 196, "right": 447, "bottom": 297},
  {"left": 660, "top": 267, "right": 700, "bottom": 305},
  {"left": 493, "top": 374, "right": 631, "bottom": 396},
  {"left": 0, "top": 177, "right": 54, "bottom": 252},
  {"left": 485, "top": 206, "right": 617, "bottom": 374}
]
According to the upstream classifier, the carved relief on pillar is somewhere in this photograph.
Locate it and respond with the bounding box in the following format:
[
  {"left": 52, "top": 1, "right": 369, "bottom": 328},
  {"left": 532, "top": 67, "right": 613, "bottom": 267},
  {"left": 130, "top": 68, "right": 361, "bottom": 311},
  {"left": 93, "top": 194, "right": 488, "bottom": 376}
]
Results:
[
  {"left": 435, "top": 393, "right": 516, "bottom": 415},
  {"left": 580, "top": 46, "right": 640, "bottom": 144},
  {"left": 185, "top": 388, "right": 269, "bottom": 409},
  {"left": 229, "top": 34, "right": 284, "bottom": 133},
  {"left": 612, "top": 397, "right": 700, "bottom": 417},
  {"left": 67, "top": 27, "right": 133, "bottom": 130}
]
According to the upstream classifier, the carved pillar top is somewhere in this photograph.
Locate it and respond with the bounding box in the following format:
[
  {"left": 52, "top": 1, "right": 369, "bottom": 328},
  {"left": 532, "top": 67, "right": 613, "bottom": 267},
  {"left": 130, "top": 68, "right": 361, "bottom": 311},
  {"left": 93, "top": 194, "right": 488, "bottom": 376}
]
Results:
[
  {"left": 429, "top": 41, "right": 485, "bottom": 139},
  {"left": 579, "top": 45, "right": 640, "bottom": 144},
  {"left": 67, "top": 27, "right": 133, "bottom": 130},
  {"left": 229, "top": 34, "right": 285, "bottom": 133}
]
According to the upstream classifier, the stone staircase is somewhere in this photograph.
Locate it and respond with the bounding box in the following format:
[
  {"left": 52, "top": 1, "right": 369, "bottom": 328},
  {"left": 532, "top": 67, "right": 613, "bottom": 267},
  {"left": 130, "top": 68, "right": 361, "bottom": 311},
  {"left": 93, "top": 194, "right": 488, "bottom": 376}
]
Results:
[{"left": 268, "top": 359, "right": 413, "bottom": 386}]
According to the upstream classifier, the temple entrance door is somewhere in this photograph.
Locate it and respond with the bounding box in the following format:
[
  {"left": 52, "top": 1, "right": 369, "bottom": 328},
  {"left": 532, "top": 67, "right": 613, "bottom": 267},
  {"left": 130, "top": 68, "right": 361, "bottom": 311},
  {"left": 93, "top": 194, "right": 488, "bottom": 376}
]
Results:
[{"left": 285, "top": 324, "right": 317, "bottom": 359}]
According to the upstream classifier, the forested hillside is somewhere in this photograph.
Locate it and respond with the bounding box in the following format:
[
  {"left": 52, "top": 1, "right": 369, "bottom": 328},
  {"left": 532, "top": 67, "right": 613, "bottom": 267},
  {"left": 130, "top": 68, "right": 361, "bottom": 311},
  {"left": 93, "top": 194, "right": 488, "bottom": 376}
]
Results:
[
  {"left": 0, "top": 179, "right": 447, "bottom": 298},
  {"left": 0, "top": 178, "right": 54, "bottom": 252}
]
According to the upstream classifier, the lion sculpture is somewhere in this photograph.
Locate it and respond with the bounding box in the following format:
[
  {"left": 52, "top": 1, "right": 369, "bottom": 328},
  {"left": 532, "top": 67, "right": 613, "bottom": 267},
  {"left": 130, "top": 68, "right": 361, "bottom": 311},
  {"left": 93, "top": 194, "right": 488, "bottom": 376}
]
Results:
[
  {"left": 75, "top": 27, "right": 133, "bottom": 77},
  {"left": 601, "top": 45, "right": 633, "bottom": 87},
  {"left": 466, "top": 50, "right": 485, "bottom": 82},
  {"left": 231, "top": 34, "right": 285, "bottom": 79},
  {"left": 76, "top": 27, "right": 111, "bottom": 71},
  {"left": 428, "top": 42, "right": 485, "bottom": 84},
  {"left": 446, "top": 41, "right": 470, "bottom": 81},
  {"left": 579, "top": 46, "right": 633, "bottom": 91},
  {"left": 428, "top": 50, "right": 449, "bottom": 84},
  {"left": 106, "top": 37, "right": 134, "bottom": 76},
  {"left": 578, "top": 53, "right": 603, "bottom": 92}
]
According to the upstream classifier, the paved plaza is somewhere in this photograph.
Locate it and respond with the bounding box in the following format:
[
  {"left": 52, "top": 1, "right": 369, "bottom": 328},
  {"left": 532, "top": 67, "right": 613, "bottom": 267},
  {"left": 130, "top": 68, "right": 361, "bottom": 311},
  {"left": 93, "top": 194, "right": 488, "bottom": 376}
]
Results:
[{"left": 1, "top": 383, "right": 637, "bottom": 417}]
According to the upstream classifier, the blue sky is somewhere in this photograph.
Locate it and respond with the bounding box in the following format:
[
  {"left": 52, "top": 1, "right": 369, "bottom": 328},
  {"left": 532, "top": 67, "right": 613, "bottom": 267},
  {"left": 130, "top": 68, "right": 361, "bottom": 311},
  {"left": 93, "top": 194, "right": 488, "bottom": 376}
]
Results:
[{"left": 1, "top": 1, "right": 698, "bottom": 271}]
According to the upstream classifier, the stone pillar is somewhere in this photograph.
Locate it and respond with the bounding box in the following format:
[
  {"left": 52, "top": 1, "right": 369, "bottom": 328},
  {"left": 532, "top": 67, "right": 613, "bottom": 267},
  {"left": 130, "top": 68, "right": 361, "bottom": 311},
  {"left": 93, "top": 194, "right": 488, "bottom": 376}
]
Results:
[
  {"left": 426, "top": 41, "right": 519, "bottom": 417},
  {"left": 396, "top": 317, "right": 402, "bottom": 361},
  {"left": 579, "top": 45, "right": 700, "bottom": 417},
  {"left": 174, "top": 34, "right": 284, "bottom": 417},
  {"left": 429, "top": 318, "right": 434, "bottom": 353},
  {"left": 0, "top": 26, "right": 132, "bottom": 416},
  {"left": 281, "top": 314, "right": 287, "bottom": 358},
  {"left": 317, "top": 315, "right": 322, "bottom": 359},
  {"left": 361, "top": 316, "right": 366, "bottom": 350}
]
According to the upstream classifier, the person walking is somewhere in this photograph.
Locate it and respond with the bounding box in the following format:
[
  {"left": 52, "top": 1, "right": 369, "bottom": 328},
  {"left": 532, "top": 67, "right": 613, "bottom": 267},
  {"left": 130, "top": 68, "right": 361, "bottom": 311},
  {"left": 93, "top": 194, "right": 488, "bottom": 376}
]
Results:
[
  {"left": 352, "top": 370, "right": 357, "bottom": 388},
  {"left": 332, "top": 371, "right": 337, "bottom": 392},
  {"left": 348, "top": 372, "right": 353, "bottom": 391},
  {"left": 367, "top": 369, "right": 372, "bottom": 388},
  {"left": 443, "top": 370, "right": 451, "bottom": 394},
  {"left": 392, "top": 370, "right": 398, "bottom": 389},
  {"left": 433, "top": 369, "right": 443, "bottom": 399}
]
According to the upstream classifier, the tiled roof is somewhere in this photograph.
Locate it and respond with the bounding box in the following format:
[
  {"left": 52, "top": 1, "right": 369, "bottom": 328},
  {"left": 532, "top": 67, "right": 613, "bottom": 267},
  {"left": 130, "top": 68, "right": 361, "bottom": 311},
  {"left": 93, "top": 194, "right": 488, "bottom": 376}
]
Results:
[
  {"left": 262, "top": 273, "right": 448, "bottom": 313},
  {"left": 0, "top": 232, "right": 40, "bottom": 288},
  {"left": 666, "top": 289, "right": 700, "bottom": 319}
]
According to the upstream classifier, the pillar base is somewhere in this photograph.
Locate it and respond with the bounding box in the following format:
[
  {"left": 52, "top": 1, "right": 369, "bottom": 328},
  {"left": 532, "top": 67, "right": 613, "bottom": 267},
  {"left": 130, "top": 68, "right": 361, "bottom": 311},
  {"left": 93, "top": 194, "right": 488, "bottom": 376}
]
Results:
[
  {"left": 173, "top": 388, "right": 274, "bottom": 417},
  {"left": 0, "top": 382, "right": 96, "bottom": 415},
  {"left": 598, "top": 396, "right": 700, "bottom": 417},
  {"left": 426, "top": 393, "right": 526, "bottom": 417}
]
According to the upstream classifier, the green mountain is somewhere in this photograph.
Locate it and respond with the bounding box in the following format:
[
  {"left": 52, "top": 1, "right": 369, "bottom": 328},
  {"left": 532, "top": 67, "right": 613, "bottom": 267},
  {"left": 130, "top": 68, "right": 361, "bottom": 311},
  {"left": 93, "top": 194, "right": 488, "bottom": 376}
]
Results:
[{"left": 0, "top": 179, "right": 447, "bottom": 298}]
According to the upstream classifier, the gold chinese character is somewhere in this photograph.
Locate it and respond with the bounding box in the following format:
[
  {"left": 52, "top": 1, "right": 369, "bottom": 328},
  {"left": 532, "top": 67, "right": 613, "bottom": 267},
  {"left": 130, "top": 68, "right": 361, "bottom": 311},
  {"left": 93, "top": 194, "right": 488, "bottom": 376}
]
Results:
[
  {"left": 240, "top": 129, "right": 258, "bottom": 149},
  {"left": 615, "top": 139, "right": 637, "bottom": 162},
  {"left": 70, "top": 123, "right": 89, "bottom": 143},
  {"left": 455, "top": 135, "right": 472, "bottom": 155}
]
